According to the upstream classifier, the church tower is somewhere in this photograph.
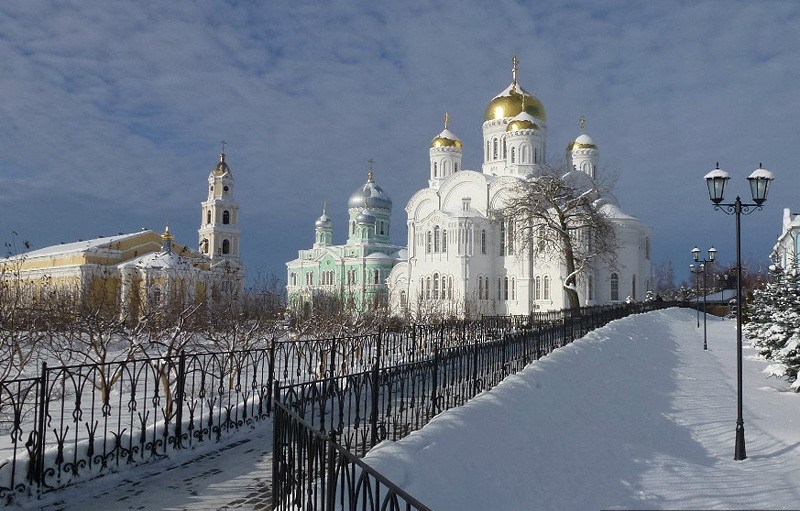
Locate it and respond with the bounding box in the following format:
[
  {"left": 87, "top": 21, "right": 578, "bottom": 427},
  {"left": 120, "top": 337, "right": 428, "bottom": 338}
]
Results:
[
  {"left": 198, "top": 144, "right": 240, "bottom": 262},
  {"left": 567, "top": 115, "right": 599, "bottom": 179},
  {"left": 429, "top": 113, "right": 462, "bottom": 189},
  {"left": 346, "top": 162, "right": 392, "bottom": 245},
  {"left": 314, "top": 204, "right": 333, "bottom": 248}
]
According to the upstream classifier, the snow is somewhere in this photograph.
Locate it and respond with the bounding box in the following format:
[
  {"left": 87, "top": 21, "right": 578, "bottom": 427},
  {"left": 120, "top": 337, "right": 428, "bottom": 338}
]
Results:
[
  {"left": 6, "top": 231, "right": 148, "bottom": 260},
  {"left": 17, "top": 308, "right": 800, "bottom": 510},
  {"left": 363, "top": 309, "right": 800, "bottom": 510}
]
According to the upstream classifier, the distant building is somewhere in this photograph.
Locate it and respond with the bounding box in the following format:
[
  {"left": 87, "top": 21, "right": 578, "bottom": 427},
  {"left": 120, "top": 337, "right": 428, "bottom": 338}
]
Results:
[
  {"left": 386, "top": 57, "right": 652, "bottom": 317},
  {"left": 2, "top": 150, "right": 243, "bottom": 313},
  {"left": 285, "top": 168, "right": 406, "bottom": 314},
  {"left": 772, "top": 208, "right": 800, "bottom": 268}
]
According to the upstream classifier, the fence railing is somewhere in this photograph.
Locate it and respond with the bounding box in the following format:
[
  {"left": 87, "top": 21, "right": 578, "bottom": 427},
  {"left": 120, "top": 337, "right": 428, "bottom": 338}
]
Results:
[
  {"left": 0, "top": 318, "right": 521, "bottom": 503},
  {"left": 272, "top": 302, "right": 679, "bottom": 511}
]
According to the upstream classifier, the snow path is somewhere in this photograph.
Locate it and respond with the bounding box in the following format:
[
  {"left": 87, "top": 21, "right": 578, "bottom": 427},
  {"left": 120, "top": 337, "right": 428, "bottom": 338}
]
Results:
[
  {"left": 23, "top": 424, "right": 274, "bottom": 511},
  {"left": 364, "top": 309, "right": 800, "bottom": 510}
]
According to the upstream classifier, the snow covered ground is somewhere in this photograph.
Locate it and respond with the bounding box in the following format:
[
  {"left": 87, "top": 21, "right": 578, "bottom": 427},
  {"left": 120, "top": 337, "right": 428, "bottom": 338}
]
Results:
[
  {"left": 17, "top": 308, "right": 800, "bottom": 510},
  {"left": 364, "top": 308, "right": 800, "bottom": 510}
]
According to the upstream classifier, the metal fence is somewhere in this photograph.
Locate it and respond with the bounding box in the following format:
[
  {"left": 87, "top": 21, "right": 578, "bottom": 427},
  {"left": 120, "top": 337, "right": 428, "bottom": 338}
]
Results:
[{"left": 272, "top": 302, "right": 678, "bottom": 511}]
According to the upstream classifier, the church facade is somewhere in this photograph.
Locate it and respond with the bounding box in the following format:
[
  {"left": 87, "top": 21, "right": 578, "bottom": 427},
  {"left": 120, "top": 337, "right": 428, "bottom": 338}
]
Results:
[
  {"left": 286, "top": 168, "right": 406, "bottom": 314},
  {"left": 386, "top": 58, "right": 652, "bottom": 317},
  {"left": 2, "top": 149, "right": 244, "bottom": 314}
]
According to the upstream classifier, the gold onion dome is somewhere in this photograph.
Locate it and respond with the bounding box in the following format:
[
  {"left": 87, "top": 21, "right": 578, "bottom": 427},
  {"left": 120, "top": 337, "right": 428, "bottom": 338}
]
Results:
[
  {"left": 213, "top": 151, "right": 231, "bottom": 177},
  {"left": 431, "top": 112, "right": 462, "bottom": 148},
  {"left": 567, "top": 134, "right": 597, "bottom": 152},
  {"left": 507, "top": 111, "right": 540, "bottom": 132},
  {"left": 484, "top": 56, "right": 546, "bottom": 122}
]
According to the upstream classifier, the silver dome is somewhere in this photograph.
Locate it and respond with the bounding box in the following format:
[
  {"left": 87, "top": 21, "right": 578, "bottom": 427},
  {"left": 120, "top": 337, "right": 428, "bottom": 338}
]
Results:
[
  {"left": 356, "top": 208, "right": 377, "bottom": 224},
  {"left": 348, "top": 173, "right": 392, "bottom": 210}
]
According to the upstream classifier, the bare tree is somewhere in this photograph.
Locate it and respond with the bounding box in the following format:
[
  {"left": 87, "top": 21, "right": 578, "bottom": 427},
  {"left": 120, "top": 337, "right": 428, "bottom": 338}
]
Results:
[{"left": 499, "top": 163, "right": 618, "bottom": 309}]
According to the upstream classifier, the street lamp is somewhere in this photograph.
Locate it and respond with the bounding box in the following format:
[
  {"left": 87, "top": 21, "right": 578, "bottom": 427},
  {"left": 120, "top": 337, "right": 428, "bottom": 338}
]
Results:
[
  {"left": 704, "top": 162, "right": 774, "bottom": 462},
  {"left": 689, "top": 263, "right": 701, "bottom": 328},
  {"left": 692, "top": 246, "right": 717, "bottom": 350}
]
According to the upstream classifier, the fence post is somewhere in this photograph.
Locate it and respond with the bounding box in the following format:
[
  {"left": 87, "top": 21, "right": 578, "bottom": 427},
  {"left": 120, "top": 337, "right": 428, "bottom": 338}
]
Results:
[
  {"left": 430, "top": 345, "right": 440, "bottom": 416},
  {"left": 370, "top": 329, "right": 382, "bottom": 447},
  {"left": 267, "top": 336, "right": 276, "bottom": 416},
  {"left": 271, "top": 381, "right": 281, "bottom": 510},
  {"left": 32, "top": 361, "right": 48, "bottom": 493},
  {"left": 174, "top": 350, "right": 186, "bottom": 448},
  {"left": 325, "top": 431, "right": 338, "bottom": 511}
]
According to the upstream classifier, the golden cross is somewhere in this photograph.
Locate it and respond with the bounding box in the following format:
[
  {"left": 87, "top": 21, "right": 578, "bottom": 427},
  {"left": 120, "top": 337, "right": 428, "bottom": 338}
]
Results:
[
  {"left": 368, "top": 158, "right": 374, "bottom": 181},
  {"left": 220, "top": 140, "right": 226, "bottom": 154},
  {"left": 512, "top": 55, "right": 519, "bottom": 85},
  {"left": 579, "top": 114, "right": 586, "bottom": 131},
  {"left": 444, "top": 112, "right": 450, "bottom": 129}
]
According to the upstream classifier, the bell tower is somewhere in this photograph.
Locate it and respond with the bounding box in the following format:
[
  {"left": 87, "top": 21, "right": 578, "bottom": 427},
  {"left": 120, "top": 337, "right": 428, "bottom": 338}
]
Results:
[{"left": 198, "top": 142, "right": 240, "bottom": 262}]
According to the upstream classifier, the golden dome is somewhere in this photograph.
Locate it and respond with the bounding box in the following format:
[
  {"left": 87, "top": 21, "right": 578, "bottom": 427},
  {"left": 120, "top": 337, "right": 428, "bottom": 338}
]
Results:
[
  {"left": 567, "top": 133, "right": 597, "bottom": 152},
  {"left": 506, "top": 118, "right": 540, "bottom": 132},
  {"left": 485, "top": 87, "right": 546, "bottom": 122},
  {"left": 485, "top": 56, "right": 546, "bottom": 122},
  {"left": 430, "top": 112, "right": 462, "bottom": 148}
]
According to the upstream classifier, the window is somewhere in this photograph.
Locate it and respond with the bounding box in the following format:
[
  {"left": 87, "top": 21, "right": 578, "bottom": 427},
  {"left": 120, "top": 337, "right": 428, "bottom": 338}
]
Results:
[
  {"left": 351, "top": 221, "right": 356, "bottom": 235},
  {"left": 425, "top": 277, "right": 431, "bottom": 299},
  {"left": 632, "top": 274, "right": 637, "bottom": 301},
  {"left": 347, "top": 268, "right": 357, "bottom": 285},
  {"left": 543, "top": 276, "right": 550, "bottom": 300},
  {"left": 201, "top": 238, "right": 208, "bottom": 254},
  {"left": 434, "top": 226, "right": 440, "bottom": 253},
  {"left": 433, "top": 162, "right": 438, "bottom": 177},
  {"left": 511, "top": 278, "right": 516, "bottom": 300},
  {"left": 306, "top": 272, "right": 314, "bottom": 286},
  {"left": 454, "top": 163, "right": 458, "bottom": 172},
  {"left": 290, "top": 272, "right": 297, "bottom": 286},
  {"left": 499, "top": 220, "right": 506, "bottom": 256},
  {"left": 374, "top": 269, "right": 380, "bottom": 284},
  {"left": 493, "top": 139, "right": 498, "bottom": 159},
  {"left": 534, "top": 147, "right": 538, "bottom": 163},
  {"left": 502, "top": 139, "right": 507, "bottom": 159},
  {"left": 222, "top": 239, "right": 230, "bottom": 254},
  {"left": 448, "top": 276, "right": 453, "bottom": 299},
  {"left": 206, "top": 211, "right": 211, "bottom": 224},
  {"left": 481, "top": 230, "right": 487, "bottom": 254},
  {"left": 433, "top": 273, "right": 439, "bottom": 299},
  {"left": 442, "top": 230, "right": 447, "bottom": 252},
  {"left": 645, "top": 237, "right": 651, "bottom": 260},
  {"left": 462, "top": 198, "right": 471, "bottom": 212},
  {"left": 223, "top": 210, "right": 230, "bottom": 224},
  {"left": 537, "top": 225, "right": 546, "bottom": 252},
  {"left": 498, "top": 278, "right": 502, "bottom": 300},
  {"left": 426, "top": 231, "right": 432, "bottom": 254},
  {"left": 478, "top": 277, "right": 484, "bottom": 300},
  {"left": 588, "top": 276, "right": 594, "bottom": 301},
  {"left": 610, "top": 273, "right": 619, "bottom": 301},
  {"left": 511, "top": 147, "right": 515, "bottom": 163},
  {"left": 380, "top": 221, "right": 385, "bottom": 235},
  {"left": 152, "top": 286, "right": 161, "bottom": 304},
  {"left": 507, "top": 220, "right": 514, "bottom": 255},
  {"left": 503, "top": 277, "right": 509, "bottom": 300},
  {"left": 535, "top": 276, "right": 541, "bottom": 300},
  {"left": 486, "top": 141, "right": 490, "bottom": 160}
]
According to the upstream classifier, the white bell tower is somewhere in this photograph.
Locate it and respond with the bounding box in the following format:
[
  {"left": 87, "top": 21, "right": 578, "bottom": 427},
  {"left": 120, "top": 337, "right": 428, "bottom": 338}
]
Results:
[{"left": 198, "top": 142, "right": 240, "bottom": 262}]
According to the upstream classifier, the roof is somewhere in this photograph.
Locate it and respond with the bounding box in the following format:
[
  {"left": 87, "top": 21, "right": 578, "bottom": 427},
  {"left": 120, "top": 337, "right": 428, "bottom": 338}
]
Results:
[{"left": 7, "top": 231, "right": 154, "bottom": 261}]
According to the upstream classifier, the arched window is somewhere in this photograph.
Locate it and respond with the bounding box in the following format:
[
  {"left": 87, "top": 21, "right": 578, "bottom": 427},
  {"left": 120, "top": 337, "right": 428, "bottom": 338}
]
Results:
[
  {"left": 448, "top": 276, "right": 453, "bottom": 299},
  {"left": 426, "top": 231, "right": 432, "bottom": 254},
  {"left": 486, "top": 141, "right": 490, "bottom": 160},
  {"left": 588, "top": 276, "right": 594, "bottom": 301},
  {"left": 502, "top": 139, "right": 507, "bottom": 159},
  {"left": 201, "top": 238, "right": 208, "bottom": 254},
  {"left": 400, "top": 290, "right": 407, "bottom": 308},
  {"left": 535, "top": 276, "right": 541, "bottom": 300},
  {"left": 374, "top": 269, "right": 381, "bottom": 284},
  {"left": 454, "top": 163, "right": 458, "bottom": 172},
  {"left": 433, "top": 273, "right": 439, "bottom": 299},
  {"left": 610, "top": 273, "right": 619, "bottom": 301},
  {"left": 632, "top": 274, "right": 637, "bottom": 301},
  {"left": 478, "top": 276, "right": 484, "bottom": 300},
  {"left": 503, "top": 277, "right": 509, "bottom": 300},
  {"left": 481, "top": 230, "right": 487, "bottom": 254},
  {"left": 351, "top": 221, "right": 356, "bottom": 235},
  {"left": 645, "top": 237, "right": 651, "bottom": 260},
  {"left": 534, "top": 147, "right": 538, "bottom": 163},
  {"left": 434, "top": 226, "right": 440, "bottom": 253},
  {"left": 152, "top": 286, "right": 161, "bottom": 304},
  {"left": 433, "top": 162, "right": 438, "bottom": 177},
  {"left": 507, "top": 219, "right": 514, "bottom": 255},
  {"left": 290, "top": 272, "right": 297, "bottom": 286},
  {"left": 223, "top": 210, "right": 230, "bottom": 225},
  {"left": 499, "top": 220, "right": 506, "bottom": 256},
  {"left": 425, "top": 276, "right": 431, "bottom": 299},
  {"left": 493, "top": 139, "right": 498, "bottom": 159},
  {"left": 497, "top": 278, "right": 502, "bottom": 300},
  {"left": 511, "top": 147, "right": 515, "bottom": 163},
  {"left": 206, "top": 210, "right": 211, "bottom": 225},
  {"left": 543, "top": 276, "right": 550, "bottom": 300},
  {"left": 222, "top": 239, "right": 230, "bottom": 254},
  {"left": 442, "top": 230, "right": 447, "bottom": 252},
  {"left": 511, "top": 278, "right": 516, "bottom": 300}
]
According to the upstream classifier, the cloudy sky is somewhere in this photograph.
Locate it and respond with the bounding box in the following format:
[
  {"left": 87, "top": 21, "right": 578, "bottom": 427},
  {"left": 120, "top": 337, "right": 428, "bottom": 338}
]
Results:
[{"left": 2, "top": 0, "right": 798, "bottom": 286}]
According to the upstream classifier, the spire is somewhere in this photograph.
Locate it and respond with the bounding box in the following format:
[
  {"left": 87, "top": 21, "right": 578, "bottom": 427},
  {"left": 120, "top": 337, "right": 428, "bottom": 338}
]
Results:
[
  {"left": 161, "top": 225, "right": 174, "bottom": 253},
  {"left": 444, "top": 112, "right": 450, "bottom": 129},
  {"left": 512, "top": 55, "right": 519, "bottom": 86},
  {"left": 322, "top": 201, "right": 327, "bottom": 216},
  {"left": 367, "top": 158, "right": 374, "bottom": 182}
]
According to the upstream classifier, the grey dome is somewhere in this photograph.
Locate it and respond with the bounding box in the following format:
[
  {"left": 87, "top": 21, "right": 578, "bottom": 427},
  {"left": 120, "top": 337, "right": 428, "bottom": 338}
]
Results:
[
  {"left": 348, "top": 173, "right": 392, "bottom": 210},
  {"left": 356, "top": 208, "right": 376, "bottom": 224},
  {"left": 315, "top": 213, "right": 333, "bottom": 229}
]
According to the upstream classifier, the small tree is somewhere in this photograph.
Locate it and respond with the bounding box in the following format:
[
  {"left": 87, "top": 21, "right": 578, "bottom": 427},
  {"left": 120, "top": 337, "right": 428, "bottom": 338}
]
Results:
[{"left": 500, "top": 163, "right": 618, "bottom": 309}]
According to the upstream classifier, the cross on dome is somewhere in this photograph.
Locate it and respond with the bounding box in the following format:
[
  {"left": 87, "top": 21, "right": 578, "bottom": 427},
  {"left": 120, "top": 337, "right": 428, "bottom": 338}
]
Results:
[{"left": 512, "top": 55, "right": 519, "bottom": 85}]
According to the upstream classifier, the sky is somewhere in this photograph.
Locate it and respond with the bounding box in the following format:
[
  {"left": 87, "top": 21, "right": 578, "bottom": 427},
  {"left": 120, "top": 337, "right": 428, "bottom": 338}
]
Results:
[{"left": 2, "top": 0, "right": 799, "bottom": 287}]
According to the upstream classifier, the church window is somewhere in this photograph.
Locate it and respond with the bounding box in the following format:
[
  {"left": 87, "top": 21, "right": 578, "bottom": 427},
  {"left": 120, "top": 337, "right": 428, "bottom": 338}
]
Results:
[
  {"left": 462, "top": 198, "right": 471, "bottom": 212},
  {"left": 503, "top": 277, "right": 509, "bottom": 300},
  {"left": 610, "top": 273, "right": 619, "bottom": 301},
  {"left": 511, "top": 147, "right": 515, "bottom": 163},
  {"left": 493, "top": 139, "right": 498, "bottom": 159},
  {"left": 511, "top": 278, "right": 516, "bottom": 300},
  {"left": 543, "top": 276, "right": 550, "bottom": 300},
  {"left": 351, "top": 221, "right": 356, "bottom": 235},
  {"left": 537, "top": 225, "right": 546, "bottom": 252},
  {"left": 499, "top": 220, "right": 506, "bottom": 256},
  {"left": 448, "top": 276, "right": 453, "bottom": 299},
  {"left": 434, "top": 226, "right": 440, "bottom": 253},
  {"left": 507, "top": 220, "right": 514, "bottom": 255},
  {"left": 374, "top": 269, "right": 380, "bottom": 284},
  {"left": 535, "top": 276, "right": 541, "bottom": 300},
  {"left": 425, "top": 276, "right": 431, "bottom": 299},
  {"left": 222, "top": 239, "right": 230, "bottom": 254},
  {"left": 442, "top": 229, "right": 448, "bottom": 252},
  {"left": 433, "top": 162, "right": 438, "bottom": 177},
  {"left": 206, "top": 211, "right": 212, "bottom": 225},
  {"left": 201, "top": 238, "right": 208, "bottom": 254},
  {"left": 534, "top": 147, "right": 538, "bottom": 163},
  {"left": 306, "top": 272, "right": 314, "bottom": 286},
  {"left": 478, "top": 276, "right": 483, "bottom": 300},
  {"left": 503, "top": 139, "right": 507, "bottom": 159},
  {"left": 632, "top": 274, "right": 637, "bottom": 301},
  {"left": 426, "top": 231, "right": 432, "bottom": 254},
  {"left": 645, "top": 237, "right": 651, "bottom": 260},
  {"left": 497, "top": 278, "right": 502, "bottom": 300},
  {"left": 223, "top": 210, "right": 230, "bottom": 224},
  {"left": 290, "top": 272, "right": 297, "bottom": 286},
  {"left": 433, "top": 273, "right": 439, "bottom": 299},
  {"left": 481, "top": 230, "right": 486, "bottom": 254},
  {"left": 588, "top": 276, "right": 594, "bottom": 301},
  {"left": 486, "top": 141, "right": 490, "bottom": 160},
  {"left": 454, "top": 163, "right": 458, "bottom": 172},
  {"left": 152, "top": 286, "right": 161, "bottom": 304}
]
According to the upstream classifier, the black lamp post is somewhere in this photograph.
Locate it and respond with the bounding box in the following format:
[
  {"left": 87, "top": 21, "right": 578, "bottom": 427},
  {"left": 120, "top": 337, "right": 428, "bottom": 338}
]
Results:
[
  {"left": 704, "top": 162, "right": 774, "bottom": 461},
  {"left": 689, "top": 263, "right": 701, "bottom": 327},
  {"left": 692, "top": 246, "right": 717, "bottom": 350}
]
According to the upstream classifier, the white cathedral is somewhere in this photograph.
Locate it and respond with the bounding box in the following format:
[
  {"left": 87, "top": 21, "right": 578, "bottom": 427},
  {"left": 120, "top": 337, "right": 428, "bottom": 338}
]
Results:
[{"left": 385, "top": 58, "right": 652, "bottom": 317}]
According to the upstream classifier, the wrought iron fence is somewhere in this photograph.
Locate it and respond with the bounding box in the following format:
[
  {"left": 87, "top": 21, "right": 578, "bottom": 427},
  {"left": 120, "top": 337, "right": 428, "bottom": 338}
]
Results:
[{"left": 272, "top": 302, "right": 678, "bottom": 510}]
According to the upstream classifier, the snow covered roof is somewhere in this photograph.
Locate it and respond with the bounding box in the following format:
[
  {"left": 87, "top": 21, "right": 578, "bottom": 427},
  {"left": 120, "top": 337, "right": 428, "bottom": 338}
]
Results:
[
  {"left": 119, "top": 249, "right": 196, "bottom": 271},
  {"left": 8, "top": 231, "right": 154, "bottom": 260}
]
